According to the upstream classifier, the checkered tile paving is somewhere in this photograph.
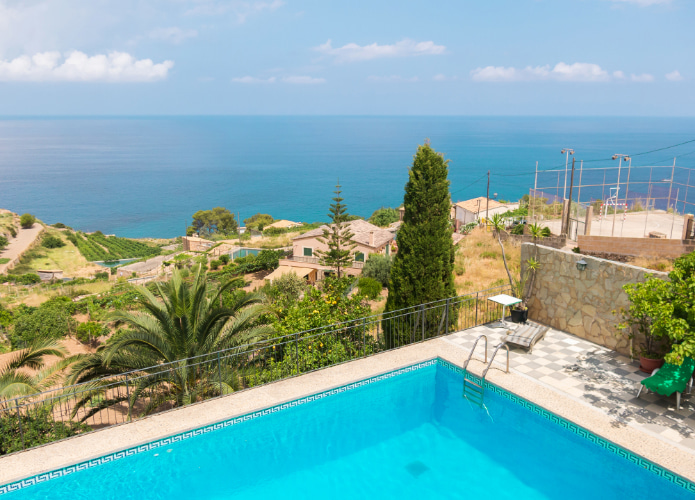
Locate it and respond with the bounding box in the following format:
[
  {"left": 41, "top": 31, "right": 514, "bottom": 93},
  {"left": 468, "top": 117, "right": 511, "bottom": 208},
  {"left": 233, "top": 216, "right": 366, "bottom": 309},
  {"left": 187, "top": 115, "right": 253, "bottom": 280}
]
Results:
[{"left": 444, "top": 323, "right": 695, "bottom": 452}]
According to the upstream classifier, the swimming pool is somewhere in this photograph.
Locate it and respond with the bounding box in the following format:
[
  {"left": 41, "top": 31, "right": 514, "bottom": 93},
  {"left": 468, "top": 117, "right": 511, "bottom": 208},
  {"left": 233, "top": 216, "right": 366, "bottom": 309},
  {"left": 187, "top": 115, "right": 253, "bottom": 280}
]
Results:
[
  {"left": 2, "top": 359, "right": 693, "bottom": 499},
  {"left": 231, "top": 248, "right": 261, "bottom": 260}
]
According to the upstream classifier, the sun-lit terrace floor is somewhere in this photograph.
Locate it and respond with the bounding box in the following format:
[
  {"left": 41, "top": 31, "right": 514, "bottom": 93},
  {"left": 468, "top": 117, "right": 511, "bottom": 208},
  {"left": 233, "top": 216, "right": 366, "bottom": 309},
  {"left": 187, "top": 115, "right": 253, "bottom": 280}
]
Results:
[{"left": 444, "top": 322, "right": 695, "bottom": 453}]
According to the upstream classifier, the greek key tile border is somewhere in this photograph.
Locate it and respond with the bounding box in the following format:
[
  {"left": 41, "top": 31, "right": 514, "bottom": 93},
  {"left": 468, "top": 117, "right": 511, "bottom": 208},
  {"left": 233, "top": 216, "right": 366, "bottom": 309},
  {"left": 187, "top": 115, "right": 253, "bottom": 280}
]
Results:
[
  {"left": 0, "top": 359, "right": 438, "bottom": 496},
  {"left": 438, "top": 359, "right": 695, "bottom": 494}
]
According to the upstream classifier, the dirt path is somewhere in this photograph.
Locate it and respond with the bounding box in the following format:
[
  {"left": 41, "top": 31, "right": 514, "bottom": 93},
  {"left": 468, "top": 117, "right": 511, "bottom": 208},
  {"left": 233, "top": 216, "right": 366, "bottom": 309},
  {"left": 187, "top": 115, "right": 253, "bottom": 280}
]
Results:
[{"left": 0, "top": 223, "right": 44, "bottom": 274}]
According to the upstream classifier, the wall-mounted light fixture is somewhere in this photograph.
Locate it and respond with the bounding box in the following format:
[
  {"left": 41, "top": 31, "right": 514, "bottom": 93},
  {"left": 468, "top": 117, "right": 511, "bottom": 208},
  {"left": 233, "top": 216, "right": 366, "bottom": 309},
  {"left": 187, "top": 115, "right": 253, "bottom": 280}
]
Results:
[{"left": 576, "top": 259, "right": 587, "bottom": 271}]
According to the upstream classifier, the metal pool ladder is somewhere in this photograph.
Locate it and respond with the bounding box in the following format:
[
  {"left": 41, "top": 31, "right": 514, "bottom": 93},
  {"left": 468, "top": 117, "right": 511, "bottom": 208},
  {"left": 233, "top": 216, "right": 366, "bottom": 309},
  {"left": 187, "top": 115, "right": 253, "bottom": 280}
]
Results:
[{"left": 462, "top": 335, "right": 510, "bottom": 408}]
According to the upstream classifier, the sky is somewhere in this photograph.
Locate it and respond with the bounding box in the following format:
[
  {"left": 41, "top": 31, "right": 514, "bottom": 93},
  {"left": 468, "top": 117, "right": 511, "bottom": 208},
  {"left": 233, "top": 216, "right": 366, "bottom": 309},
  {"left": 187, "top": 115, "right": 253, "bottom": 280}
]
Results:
[{"left": 0, "top": 0, "right": 692, "bottom": 116}]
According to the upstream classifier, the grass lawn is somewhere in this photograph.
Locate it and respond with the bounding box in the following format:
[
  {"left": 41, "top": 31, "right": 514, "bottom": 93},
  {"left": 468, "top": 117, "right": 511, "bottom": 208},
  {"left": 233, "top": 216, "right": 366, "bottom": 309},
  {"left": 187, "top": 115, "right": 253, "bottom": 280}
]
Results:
[{"left": 454, "top": 227, "right": 521, "bottom": 295}]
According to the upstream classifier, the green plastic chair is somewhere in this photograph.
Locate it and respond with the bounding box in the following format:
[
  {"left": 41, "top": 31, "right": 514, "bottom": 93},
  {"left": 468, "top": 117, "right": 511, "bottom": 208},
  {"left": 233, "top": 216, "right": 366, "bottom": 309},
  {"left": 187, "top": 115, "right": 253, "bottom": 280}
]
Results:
[{"left": 636, "top": 357, "right": 695, "bottom": 410}]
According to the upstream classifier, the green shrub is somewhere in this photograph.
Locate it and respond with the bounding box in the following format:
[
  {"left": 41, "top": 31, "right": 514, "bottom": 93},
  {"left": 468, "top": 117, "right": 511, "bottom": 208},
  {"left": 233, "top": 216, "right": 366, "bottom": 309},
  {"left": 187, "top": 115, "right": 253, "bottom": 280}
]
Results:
[
  {"left": 41, "top": 235, "right": 65, "bottom": 249},
  {"left": 10, "top": 297, "right": 76, "bottom": 347},
  {"left": 362, "top": 254, "right": 392, "bottom": 287},
  {"left": 510, "top": 224, "right": 524, "bottom": 235},
  {"left": 454, "top": 262, "right": 465, "bottom": 276},
  {"left": 219, "top": 254, "right": 230, "bottom": 265},
  {"left": 357, "top": 277, "right": 382, "bottom": 300},
  {"left": 8, "top": 226, "right": 16, "bottom": 238},
  {"left": 0, "top": 273, "right": 42, "bottom": 285},
  {"left": 262, "top": 227, "right": 286, "bottom": 237},
  {"left": 0, "top": 405, "right": 90, "bottom": 455},
  {"left": 209, "top": 259, "right": 222, "bottom": 270},
  {"left": 52, "top": 223, "right": 67, "bottom": 228},
  {"left": 0, "top": 236, "right": 8, "bottom": 251},
  {"left": 94, "top": 271, "right": 109, "bottom": 280},
  {"left": 75, "top": 322, "right": 103, "bottom": 344},
  {"left": 541, "top": 227, "right": 552, "bottom": 237},
  {"left": 20, "top": 214, "right": 36, "bottom": 229}
]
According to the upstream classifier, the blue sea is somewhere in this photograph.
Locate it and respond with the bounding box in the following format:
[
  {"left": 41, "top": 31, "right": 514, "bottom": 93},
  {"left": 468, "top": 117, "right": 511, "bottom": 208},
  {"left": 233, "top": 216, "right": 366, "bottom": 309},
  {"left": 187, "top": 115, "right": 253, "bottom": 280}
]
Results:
[{"left": 1, "top": 116, "right": 694, "bottom": 238}]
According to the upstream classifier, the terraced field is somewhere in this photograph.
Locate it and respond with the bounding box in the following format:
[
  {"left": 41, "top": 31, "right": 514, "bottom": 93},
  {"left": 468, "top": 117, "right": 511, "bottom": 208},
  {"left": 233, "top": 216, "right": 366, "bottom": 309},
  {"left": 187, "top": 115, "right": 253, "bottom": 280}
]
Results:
[{"left": 69, "top": 232, "right": 161, "bottom": 261}]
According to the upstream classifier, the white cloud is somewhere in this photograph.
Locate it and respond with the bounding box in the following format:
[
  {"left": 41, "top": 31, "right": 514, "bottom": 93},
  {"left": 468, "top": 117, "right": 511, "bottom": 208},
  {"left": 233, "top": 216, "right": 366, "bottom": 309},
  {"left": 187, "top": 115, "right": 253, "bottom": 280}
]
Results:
[
  {"left": 149, "top": 27, "right": 198, "bottom": 45},
  {"left": 232, "top": 75, "right": 276, "bottom": 83},
  {"left": 0, "top": 51, "right": 173, "bottom": 82},
  {"left": 471, "top": 62, "right": 612, "bottom": 82},
  {"left": 607, "top": 0, "right": 670, "bottom": 6},
  {"left": 665, "top": 70, "right": 683, "bottom": 81},
  {"left": 186, "top": 0, "right": 285, "bottom": 23},
  {"left": 367, "top": 75, "right": 419, "bottom": 83},
  {"left": 281, "top": 75, "right": 325, "bottom": 84},
  {"left": 631, "top": 73, "right": 654, "bottom": 82},
  {"left": 613, "top": 70, "right": 625, "bottom": 79},
  {"left": 232, "top": 75, "right": 325, "bottom": 84},
  {"left": 316, "top": 39, "right": 445, "bottom": 63},
  {"left": 551, "top": 62, "right": 609, "bottom": 81}
]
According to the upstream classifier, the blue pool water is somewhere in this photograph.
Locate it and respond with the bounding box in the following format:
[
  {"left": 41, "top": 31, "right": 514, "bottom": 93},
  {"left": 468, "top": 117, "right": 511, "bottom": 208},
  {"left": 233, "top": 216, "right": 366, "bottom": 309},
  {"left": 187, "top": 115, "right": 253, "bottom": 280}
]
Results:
[
  {"left": 3, "top": 361, "right": 692, "bottom": 499},
  {"left": 94, "top": 259, "right": 137, "bottom": 268},
  {"left": 231, "top": 248, "right": 261, "bottom": 260}
]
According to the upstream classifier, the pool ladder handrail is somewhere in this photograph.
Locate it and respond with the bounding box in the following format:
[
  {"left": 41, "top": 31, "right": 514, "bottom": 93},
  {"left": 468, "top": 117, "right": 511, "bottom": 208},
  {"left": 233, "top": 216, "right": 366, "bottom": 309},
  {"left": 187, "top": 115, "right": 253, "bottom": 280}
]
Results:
[
  {"left": 462, "top": 335, "right": 488, "bottom": 408},
  {"left": 463, "top": 334, "right": 488, "bottom": 371},
  {"left": 482, "top": 343, "right": 510, "bottom": 378},
  {"left": 462, "top": 337, "right": 510, "bottom": 409}
]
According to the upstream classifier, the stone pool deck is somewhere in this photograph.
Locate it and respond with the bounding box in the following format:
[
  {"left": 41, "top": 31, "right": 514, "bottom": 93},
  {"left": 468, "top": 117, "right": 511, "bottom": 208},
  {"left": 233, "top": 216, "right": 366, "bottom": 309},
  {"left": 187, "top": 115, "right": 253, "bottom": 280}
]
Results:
[
  {"left": 446, "top": 323, "right": 695, "bottom": 452},
  {"left": 1, "top": 326, "right": 694, "bottom": 488}
]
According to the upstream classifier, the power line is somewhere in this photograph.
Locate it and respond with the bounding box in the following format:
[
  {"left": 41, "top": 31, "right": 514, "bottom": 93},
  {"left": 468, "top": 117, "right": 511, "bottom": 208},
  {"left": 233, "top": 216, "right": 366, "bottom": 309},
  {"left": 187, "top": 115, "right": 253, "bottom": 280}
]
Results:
[
  {"left": 491, "top": 137, "right": 695, "bottom": 178},
  {"left": 450, "top": 172, "right": 488, "bottom": 197}
]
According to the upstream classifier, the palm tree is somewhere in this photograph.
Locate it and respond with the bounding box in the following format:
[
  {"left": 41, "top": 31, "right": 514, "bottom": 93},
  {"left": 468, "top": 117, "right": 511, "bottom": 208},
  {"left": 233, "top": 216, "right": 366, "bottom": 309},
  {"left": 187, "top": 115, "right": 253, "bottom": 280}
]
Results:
[
  {"left": 67, "top": 267, "right": 274, "bottom": 418},
  {"left": 0, "top": 339, "right": 67, "bottom": 401},
  {"left": 489, "top": 213, "right": 516, "bottom": 292}
]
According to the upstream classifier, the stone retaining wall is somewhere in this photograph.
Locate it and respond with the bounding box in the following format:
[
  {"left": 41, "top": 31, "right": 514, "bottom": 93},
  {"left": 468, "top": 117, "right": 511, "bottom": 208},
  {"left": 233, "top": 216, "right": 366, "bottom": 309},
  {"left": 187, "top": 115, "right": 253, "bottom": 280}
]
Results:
[
  {"left": 577, "top": 235, "right": 695, "bottom": 259},
  {"left": 521, "top": 243, "right": 668, "bottom": 356}
]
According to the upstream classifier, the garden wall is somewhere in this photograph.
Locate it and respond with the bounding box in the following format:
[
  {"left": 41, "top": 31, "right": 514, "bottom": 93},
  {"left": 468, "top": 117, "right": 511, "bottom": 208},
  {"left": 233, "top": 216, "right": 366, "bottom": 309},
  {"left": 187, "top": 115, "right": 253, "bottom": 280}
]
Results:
[
  {"left": 521, "top": 243, "right": 668, "bottom": 356},
  {"left": 577, "top": 235, "right": 695, "bottom": 259}
]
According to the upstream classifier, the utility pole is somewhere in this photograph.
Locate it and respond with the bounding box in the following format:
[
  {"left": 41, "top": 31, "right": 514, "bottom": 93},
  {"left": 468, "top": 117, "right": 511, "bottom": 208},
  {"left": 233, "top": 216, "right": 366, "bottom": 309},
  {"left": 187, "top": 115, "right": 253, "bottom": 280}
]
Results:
[
  {"left": 611, "top": 154, "right": 630, "bottom": 238},
  {"left": 564, "top": 157, "right": 576, "bottom": 237},
  {"left": 561, "top": 148, "right": 574, "bottom": 200},
  {"left": 486, "top": 170, "right": 490, "bottom": 228},
  {"left": 533, "top": 161, "right": 538, "bottom": 223}
]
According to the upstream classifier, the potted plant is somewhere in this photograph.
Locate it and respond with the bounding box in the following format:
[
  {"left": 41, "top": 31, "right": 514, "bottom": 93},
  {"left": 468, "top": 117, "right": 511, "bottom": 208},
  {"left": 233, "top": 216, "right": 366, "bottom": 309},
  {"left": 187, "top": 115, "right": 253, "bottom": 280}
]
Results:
[
  {"left": 617, "top": 279, "right": 672, "bottom": 373},
  {"left": 511, "top": 302, "right": 528, "bottom": 324}
]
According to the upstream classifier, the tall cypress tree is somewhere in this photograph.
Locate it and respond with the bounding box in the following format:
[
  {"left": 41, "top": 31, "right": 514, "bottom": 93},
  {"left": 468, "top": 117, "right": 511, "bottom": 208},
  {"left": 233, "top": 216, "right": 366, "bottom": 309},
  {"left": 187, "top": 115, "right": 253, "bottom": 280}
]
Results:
[
  {"left": 385, "top": 142, "right": 456, "bottom": 315},
  {"left": 316, "top": 183, "right": 356, "bottom": 278}
]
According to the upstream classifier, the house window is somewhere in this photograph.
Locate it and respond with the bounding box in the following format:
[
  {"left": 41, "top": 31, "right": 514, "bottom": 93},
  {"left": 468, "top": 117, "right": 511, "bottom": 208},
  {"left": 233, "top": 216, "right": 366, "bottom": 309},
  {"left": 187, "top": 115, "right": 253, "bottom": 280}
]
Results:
[
  {"left": 303, "top": 247, "right": 313, "bottom": 257},
  {"left": 354, "top": 251, "right": 365, "bottom": 262}
]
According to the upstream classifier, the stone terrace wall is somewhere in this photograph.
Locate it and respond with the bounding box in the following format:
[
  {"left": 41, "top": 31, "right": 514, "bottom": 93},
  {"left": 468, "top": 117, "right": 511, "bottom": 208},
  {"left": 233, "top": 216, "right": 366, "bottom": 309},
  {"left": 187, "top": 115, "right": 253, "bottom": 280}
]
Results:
[
  {"left": 577, "top": 235, "right": 695, "bottom": 259},
  {"left": 521, "top": 243, "right": 668, "bottom": 356}
]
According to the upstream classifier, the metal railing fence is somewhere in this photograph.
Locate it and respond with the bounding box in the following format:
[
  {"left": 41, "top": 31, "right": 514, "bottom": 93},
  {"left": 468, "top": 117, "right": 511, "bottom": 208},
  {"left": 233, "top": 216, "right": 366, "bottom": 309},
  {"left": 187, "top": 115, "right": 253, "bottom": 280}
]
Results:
[{"left": 0, "top": 284, "right": 510, "bottom": 455}]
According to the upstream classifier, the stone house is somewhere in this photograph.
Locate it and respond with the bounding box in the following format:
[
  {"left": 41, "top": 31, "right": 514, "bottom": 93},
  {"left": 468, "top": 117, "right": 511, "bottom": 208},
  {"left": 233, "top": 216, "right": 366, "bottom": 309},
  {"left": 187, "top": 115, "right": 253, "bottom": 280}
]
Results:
[
  {"left": 182, "top": 236, "right": 214, "bottom": 252},
  {"left": 279, "top": 219, "right": 396, "bottom": 278}
]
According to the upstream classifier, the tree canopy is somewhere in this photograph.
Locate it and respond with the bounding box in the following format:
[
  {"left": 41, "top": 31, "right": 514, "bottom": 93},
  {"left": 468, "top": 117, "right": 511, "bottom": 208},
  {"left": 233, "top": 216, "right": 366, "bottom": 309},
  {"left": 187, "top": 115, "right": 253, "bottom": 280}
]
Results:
[
  {"left": 384, "top": 142, "right": 456, "bottom": 313},
  {"left": 244, "top": 213, "right": 274, "bottom": 231},
  {"left": 368, "top": 207, "right": 399, "bottom": 227},
  {"left": 20, "top": 214, "right": 35, "bottom": 229},
  {"left": 620, "top": 250, "right": 695, "bottom": 365},
  {"left": 189, "top": 207, "right": 238, "bottom": 237},
  {"left": 316, "top": 184, "right": 356, "bottom": 278}
]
